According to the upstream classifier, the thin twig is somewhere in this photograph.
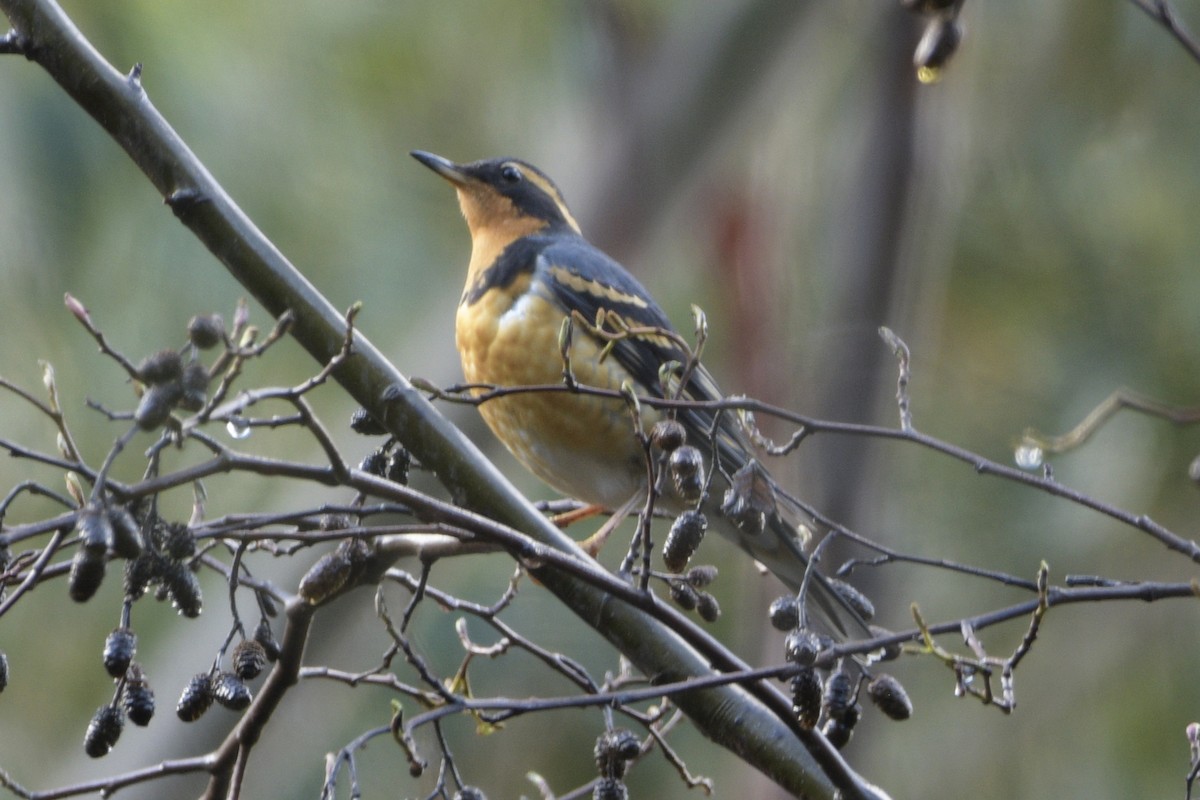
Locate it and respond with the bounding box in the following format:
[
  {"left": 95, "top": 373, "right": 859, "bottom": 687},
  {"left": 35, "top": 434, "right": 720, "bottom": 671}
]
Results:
[
  {"left": 427, "top": 379, "right": 1200, "bottom": 565},
  {"left": 1129, "top": 0, "right": 1200, "bottom": 66},
  {"left": 878, "top": 327, "right": 913, "bottom": 432},
  {"left": 1020, "top": 386, "right": 1200, "bottom": 455}
]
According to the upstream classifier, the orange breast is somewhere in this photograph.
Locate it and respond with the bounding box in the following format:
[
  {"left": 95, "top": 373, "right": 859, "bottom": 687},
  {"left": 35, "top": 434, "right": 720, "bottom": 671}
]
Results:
[{"left": 455, "top": 280, "right": 658, "bottom": 509}]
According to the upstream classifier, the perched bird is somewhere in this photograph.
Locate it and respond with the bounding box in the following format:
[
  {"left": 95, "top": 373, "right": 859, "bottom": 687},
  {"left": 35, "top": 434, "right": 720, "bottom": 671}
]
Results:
[{"left": 412, "top": 151, "right": 867, "bottom": 635}]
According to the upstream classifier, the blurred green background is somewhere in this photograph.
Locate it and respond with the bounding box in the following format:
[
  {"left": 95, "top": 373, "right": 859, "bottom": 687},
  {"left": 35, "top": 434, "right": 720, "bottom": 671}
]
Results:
[{"left": 3, "top": 1, "right": 1200, "bottom": 798}]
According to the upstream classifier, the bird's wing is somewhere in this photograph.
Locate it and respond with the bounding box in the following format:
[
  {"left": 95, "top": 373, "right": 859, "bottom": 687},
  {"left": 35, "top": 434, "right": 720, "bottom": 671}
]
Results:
[
  {"left": 534, "top": 237, "right": 738, "bottom": 448},
  {"left": 535, "top": 237, "right": 870, "bottom": 636},
  {"left": 535, "top": 238, "right": 680, "bottom": 382}
]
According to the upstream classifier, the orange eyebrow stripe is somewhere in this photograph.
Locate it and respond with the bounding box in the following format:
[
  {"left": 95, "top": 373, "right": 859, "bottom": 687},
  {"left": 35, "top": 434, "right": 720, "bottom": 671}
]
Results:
[{"left": 522, "top": 170, "right": 581, "bottom": 234}]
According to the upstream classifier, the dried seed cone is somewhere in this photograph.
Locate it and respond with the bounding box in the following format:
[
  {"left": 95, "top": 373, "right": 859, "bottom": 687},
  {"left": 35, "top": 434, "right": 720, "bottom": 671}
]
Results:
[
  {"left": 77, "top": 506, "right": 113, "bottom": 555},
  {"left": 668, "top": 580, "right": 698, "bottom": 611},
  {"left": 791, "top": 667, "right": 823, "bottom": 729},
  {"left": 592, "top": 777, "right": 628, "bottom": 800},
  {"left": 386, "top": 446, "right": 411, "bottom": 485},
  {"left": 179, "top": 362, "right": 210, "bottom": 412},
  {"left": 820, "top": 674, "right": 862, "bottom": 748},
  {"left": 107, "top": 505, "right": 144, "bottom": 560},
  {"left": 164, "top": 561, "right": 202, "bottom": 618},
  {"left": 721, "top": 484, "right": 765, "bottom": 535},
  {"left": 768, "top": 595, "right": 801, "bottom": 631},
  {"left": 137, "top": 350, "right": 183, "bottom": 385},
  {"left": 662, "top": 510, "right": 707, "bottom": 573},
  {"left": 784, "top": 629, "right": 824, "bottom": 667},
  {"left": 685, "top": 565, "right": 717, "bottom": 587},
  {"left": 867, "top": 673, "right": 913, "bottom": 721},
  {"left": 650, "top": 419, "right": 686, "bottom": 452},
  {"left": 349, "top": 407, "right": 386, "bottom": 435},
  {"left": 124, "top": 663, "right": 156, "bottom": 726},
  {"left": 254, "top": 618, "right": 281, "bottom": 662},
  {"left": 826, "top": 577, "right": 875, "bottom": 622},
  {"left": 257, "top": 589, "right": 279, "bottom": 618},
  {"left": 823, "top": 699, "right": 861, "bottom": 749},
  {"left": 360, "top": 448, "right": 388, "bottom": 476},
  {"left": 696, "top": 591, "right": 721, "bottom": 623},
  {"left": 163, "top": 523, "right": 196, "bottom": 560},
  {"left": 102, "top": 627, "right": 137, "bottom": 678},
  {"left": 212, "top": 672, "right": 252, "bottom": 711},
  {"left": 822, "top": 717, "right": 854, "bottom": 750},
  {"left": 668, "top": 445, "right": 704, "bottom": 503},
  {"left": 177, "top": 672, "right": 214, "bottom": 722},
  {"left": 124, "top": 551, "right": 164, "bottom": 601},
  {"left": 187, "top": 314, "right": 224, "bottom": 350},
  {"left": 299, "top": 550, "right": 352, "bottom": 605},
  {"left": 594, "top": 728, "right": 640, "bottom": 779},
  {"left": 232, "top": 639, "right": 268, "bottom": 680},
  {"left": 69, "top": 548, "right": 106, "bottom": 603},
  {"left": 823, "top": 669, "right": 855, "bottom": 719},
  {"left": 134, "top": 382, "right": 183, "bottom": 430},
  {"left": 84, "top": 704, "right": 124, "bottom": 758}
]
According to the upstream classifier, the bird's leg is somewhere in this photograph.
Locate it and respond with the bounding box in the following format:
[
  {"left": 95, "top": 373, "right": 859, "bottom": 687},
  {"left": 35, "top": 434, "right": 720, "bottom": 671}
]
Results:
[
  {"left": 549, "top": 503, "right": 605, "bottom": 528},
  {"left": 577, "top": 494, "right": 642, "bottom": 559}
]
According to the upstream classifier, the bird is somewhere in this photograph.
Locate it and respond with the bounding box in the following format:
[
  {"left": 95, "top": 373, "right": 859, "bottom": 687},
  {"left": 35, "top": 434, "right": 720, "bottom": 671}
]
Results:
[{"left": 411, "top": 150, "right": 869, "bottom": 636}]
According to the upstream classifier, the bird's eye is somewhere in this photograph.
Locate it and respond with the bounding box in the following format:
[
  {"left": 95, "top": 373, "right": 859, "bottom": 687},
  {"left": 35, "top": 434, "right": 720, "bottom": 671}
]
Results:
[{"left": 499, "top": 164, "right": 523, "bottom": 184}]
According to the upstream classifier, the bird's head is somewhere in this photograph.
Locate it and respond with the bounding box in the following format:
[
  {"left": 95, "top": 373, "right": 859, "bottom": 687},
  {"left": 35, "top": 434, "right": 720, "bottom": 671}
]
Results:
[{"left": 411, "top": 151, "right": 581, "bottom": 242}]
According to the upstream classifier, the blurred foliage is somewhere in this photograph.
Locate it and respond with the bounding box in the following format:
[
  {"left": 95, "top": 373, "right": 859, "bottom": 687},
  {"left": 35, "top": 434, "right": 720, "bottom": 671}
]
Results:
[{"left": 3, "top": 1, "right": 1200, "bottom": 798}]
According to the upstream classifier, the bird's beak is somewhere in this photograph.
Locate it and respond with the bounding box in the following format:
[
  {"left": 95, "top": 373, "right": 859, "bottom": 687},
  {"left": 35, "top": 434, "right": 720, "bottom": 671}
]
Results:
[{"left": 411, "top": 150, "right": 471, "bottom": 187}]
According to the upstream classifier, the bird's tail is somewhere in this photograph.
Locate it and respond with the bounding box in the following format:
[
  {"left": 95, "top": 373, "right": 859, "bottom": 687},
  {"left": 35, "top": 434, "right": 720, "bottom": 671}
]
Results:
[
  {"left": 703, "top": 459, "right": 874, "bottom": 640},
  {"left": 663, "top": 361, "right": 874, "bottom": 638}
]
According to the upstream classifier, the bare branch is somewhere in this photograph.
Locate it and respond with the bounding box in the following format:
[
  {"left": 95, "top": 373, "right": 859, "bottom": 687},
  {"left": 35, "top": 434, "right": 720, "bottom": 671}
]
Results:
[
  {"left": 1129, "top": 0, "right": 1200, "bottom": 66},
  {"left": 1019, "top": 386, "right": 1200, "bottom": 455}
]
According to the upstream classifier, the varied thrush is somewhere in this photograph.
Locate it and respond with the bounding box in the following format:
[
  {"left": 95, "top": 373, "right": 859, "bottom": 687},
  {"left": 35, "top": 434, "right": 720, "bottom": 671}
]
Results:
[{"left": 412, "top": 151, "right": 867, "bottom": 634}]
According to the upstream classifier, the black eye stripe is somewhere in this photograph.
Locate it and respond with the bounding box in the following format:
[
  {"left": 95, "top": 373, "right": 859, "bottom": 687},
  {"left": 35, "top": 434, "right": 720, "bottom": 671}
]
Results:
[{"left": 500, "top": 164, "right": 523, "bottom": 183}]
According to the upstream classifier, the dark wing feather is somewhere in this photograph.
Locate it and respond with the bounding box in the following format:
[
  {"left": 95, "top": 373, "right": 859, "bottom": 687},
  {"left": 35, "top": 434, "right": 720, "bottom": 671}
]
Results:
[
  {"left": 536, "top": 237, "right": 679, "bottom": 387},
  {"left": 534, "top": 235, "right": 869, "bottom": 635},
  {"left": 534, "top": 236, "right": 752, "bottom": 474}
]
